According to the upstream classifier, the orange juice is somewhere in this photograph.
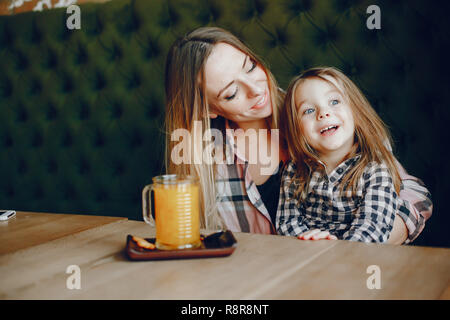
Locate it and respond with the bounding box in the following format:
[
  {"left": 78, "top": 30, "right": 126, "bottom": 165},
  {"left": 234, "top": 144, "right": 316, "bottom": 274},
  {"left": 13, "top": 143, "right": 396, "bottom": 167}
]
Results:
[{"left": 153, "top": 182, "right": 201, "bottom": 250}]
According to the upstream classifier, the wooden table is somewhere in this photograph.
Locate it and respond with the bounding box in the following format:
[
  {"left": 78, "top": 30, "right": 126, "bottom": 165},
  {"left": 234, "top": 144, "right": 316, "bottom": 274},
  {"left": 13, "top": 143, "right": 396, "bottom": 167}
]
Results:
[{"left": 1, "top": 211, "right": 449, "bottom": 300}]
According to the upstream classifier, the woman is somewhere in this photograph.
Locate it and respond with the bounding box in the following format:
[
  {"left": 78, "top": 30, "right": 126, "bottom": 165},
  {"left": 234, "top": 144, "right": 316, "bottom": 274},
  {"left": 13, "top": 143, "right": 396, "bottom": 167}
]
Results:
[{"left": 164, "top": 27, "right": 432, "bottom": 244}]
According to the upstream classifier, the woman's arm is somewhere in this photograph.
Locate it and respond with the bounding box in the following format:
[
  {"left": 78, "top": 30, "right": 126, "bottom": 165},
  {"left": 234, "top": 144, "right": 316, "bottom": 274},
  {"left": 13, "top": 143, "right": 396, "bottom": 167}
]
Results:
[
  {"left": 387, "top": 214, "right": 408, "bottom": 244},
  {"left": 391, "top": 159, "right": 433, "bottom": 244}
]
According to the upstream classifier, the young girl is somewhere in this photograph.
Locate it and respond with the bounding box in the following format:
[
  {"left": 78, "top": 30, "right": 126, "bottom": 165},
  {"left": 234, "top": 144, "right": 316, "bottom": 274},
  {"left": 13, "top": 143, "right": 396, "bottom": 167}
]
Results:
[{"left": 278, "top": 67, "right": 402, "bottom": 242}]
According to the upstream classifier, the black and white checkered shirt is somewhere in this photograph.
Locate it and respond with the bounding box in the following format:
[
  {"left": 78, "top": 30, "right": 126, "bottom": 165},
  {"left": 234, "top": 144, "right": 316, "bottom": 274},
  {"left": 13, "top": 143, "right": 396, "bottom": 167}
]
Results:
[{"left": 277, "top": 155, "right": 398, "bottom": 242}]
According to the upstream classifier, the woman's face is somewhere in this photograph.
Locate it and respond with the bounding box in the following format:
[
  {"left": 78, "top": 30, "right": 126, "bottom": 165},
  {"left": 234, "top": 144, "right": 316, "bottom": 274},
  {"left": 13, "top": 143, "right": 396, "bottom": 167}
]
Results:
[{"left": 204, "top": 43, "right": 272, "bottom": 128}]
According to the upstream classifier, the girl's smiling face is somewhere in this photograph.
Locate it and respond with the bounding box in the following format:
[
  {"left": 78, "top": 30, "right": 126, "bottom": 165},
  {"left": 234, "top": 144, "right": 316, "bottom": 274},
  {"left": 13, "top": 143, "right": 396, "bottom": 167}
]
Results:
[
  {"left": 295, "top": 76, "right": 355, "bottom": 159},
  {"left": 204, "top": 43, "right": 272, "bottom": 128}
]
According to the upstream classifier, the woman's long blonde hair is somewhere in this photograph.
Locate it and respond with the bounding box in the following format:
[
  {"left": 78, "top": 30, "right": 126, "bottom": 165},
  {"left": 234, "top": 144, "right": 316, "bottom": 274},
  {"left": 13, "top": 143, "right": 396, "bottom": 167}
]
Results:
[
  {"left": 164, "top": 27, "right": 283, "bottom": 230},
  {"left": 281, "top": 67, "right": 401, "bottom": 200}
]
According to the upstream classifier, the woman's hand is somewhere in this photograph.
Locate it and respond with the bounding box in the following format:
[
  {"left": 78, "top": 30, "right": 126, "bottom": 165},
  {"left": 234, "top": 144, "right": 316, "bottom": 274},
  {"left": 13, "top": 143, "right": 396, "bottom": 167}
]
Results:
[
  {"left": 297, "top": 229, "right": 338, "bottom": 240},
  {"left": 386, "top": 214, "right": 408, "bottom": 245}
]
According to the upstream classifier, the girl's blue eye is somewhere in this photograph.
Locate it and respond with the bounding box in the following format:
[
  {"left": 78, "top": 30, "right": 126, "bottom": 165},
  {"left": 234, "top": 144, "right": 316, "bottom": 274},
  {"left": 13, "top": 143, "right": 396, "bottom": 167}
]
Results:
[
  {"left": 330, "top": 99, "right": 339, "bottom": 106},
  {"left": 303, "top": 108, "right": 315, "bottom": 115}
]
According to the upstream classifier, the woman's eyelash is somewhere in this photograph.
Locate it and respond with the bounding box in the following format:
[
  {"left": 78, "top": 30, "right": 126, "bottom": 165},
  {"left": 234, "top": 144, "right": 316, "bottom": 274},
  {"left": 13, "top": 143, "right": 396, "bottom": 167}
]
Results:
[
  {"left": 225, "top": 88, "right": 238, "bottom": 101},
  {"left": 247, "top": 59, "right": 257, "bottom": 73},
  {"left": 224, "top": 58, "right": 255, "bottom": 101}
]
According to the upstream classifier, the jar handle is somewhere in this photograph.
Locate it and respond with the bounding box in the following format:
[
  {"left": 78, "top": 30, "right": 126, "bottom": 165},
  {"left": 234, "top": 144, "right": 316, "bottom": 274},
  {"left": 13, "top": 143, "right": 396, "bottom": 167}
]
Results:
[{"left": 142, "top": 184, "right": 155, "bottom": 226}]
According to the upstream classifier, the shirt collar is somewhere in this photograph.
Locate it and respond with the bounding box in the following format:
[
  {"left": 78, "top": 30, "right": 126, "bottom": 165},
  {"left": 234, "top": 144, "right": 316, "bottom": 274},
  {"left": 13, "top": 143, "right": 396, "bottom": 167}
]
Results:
[
  {"left": 314, "top": 154, "right": 360, "bottom": 179},
  {"left": 326, "top": 154, "right": 361, "bottom": 181}
]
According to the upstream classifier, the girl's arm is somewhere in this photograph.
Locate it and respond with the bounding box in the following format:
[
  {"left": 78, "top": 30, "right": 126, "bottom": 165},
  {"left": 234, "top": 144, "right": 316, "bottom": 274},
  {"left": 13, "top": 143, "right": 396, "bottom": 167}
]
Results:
[
  {"left": 390, "top": 159, "right": 432, "bottom": 244},
  {"left": 276, "top": 162, "right": 310, "bottom": 236},
  {"left": 342, "top": 163, "right": 398, "bottom": 242}
]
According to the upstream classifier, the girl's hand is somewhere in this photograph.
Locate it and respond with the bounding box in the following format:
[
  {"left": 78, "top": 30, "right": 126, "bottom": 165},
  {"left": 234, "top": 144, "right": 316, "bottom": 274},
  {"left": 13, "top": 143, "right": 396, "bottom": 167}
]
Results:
[{"left": 297, "top": 229, "right": 338, "bottom": 240}]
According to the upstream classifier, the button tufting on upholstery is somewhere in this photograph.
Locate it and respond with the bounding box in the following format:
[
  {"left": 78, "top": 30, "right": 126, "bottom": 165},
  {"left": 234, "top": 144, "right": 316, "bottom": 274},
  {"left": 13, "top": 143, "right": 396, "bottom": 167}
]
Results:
[
  {"left": 30, "top": 20, "right": 43, "bottom": 44},
  {"left": 78, "top": 158, "right": 90, "bottom": 175},
  {"left": 119, "top": 8, "right": 141, "bottom": 34},
  {"left": 129, "top": 130, "right": 143, "bottom": 149},
  {"left": 287, "top": 0, "right": 313, "bottom": 14},
  {"left": 165, "top": 5, "right": 180, "bottom": 27},
  {"left": 325, "top": 25, "right": 338, "bottom": 43},
  {"left": 61, "top": 131, "right": 73, "bottom": 147},
  {"left": 276, "top": 28, "right": 288, "bottom": 46},
  {"left": 58, "top": 25, "right": 73, "bottom": 41},
  {"left": 18, "top": 159, "right": 27, "bottom": 174},
  {"left": 143, "top": 40, "right": 160, "bottom": 60},
  {"left": 6, "top": 185, "right": 15, "bottom": 197},
  {"left": 46, "top": 159, "right": 58, "bottom": 174},
  {"left": 94, "top": 130, "right": 106, "bottom": 147},
  {"left": 28, "top": 78, "right": 42, "bottom": 96},
  {"left": 127, "top": 71, "right": 141, "bottom": 89},
  {"left": 1, "top": 24, "right": 14, "bottom": 46},
  {"left": 241, "top": 3, "right": 255, "bottom": 20},
  {"left": 333, "top": 0, "right": 354, "bottom": 13},
  {"left": 31, "top": 131, "right": 43, "bottom": 148},
  {"left": 209, "top": 4, "right": 221, "bottom": 21},
  {"left": 86, "top": 12, "right": 104, "bottom": 37},
  {"left": 73, "top": 44, "right": 89, "bottom": 65},
  {"left": 111, "top": 102, "right": 123, "bottom": 119},
  {"left": 60, "top": 74, "right": 74, "bottom": 93},
  {"left": 0, "top": 77, "right": 13, "bottom": 98},
  {"left": 393, "top": 60, "right": 410, "bottom": 78},
  {"left": 253, "top": 0, "right": 267, "bottom": 15},
  {"left": 92, "top": 71, "right": 107, "bottom": 91},
  {"left": 96, "top": 189, "right": 108, "bottom": 202},
  {"left": 270, "top": 28, "right": 288, "bottom": 48},
  {"left": 109, "top": 43, "right": 123, "bottom": 61},
  {"left": 78, "top": 102, "right": 90, "bottom": 120},
  {"left": 16, "top": 106, "right": 28, "bottom": 122},
  {"left": 42, "top": 47, "right": 58, "bottom": 69},
  {"left": 63, "top": 184, "right": 76, "bottom": 201},
  {"left": 197, "top": 9, "right": 211, "bottom": 25},
  {"left": 34, "top": 186, "right": 44, "bottom": 199},
  {"left": 2, "top": 134, "right": 13, "bottom": 148},
  {"left": 146, "top": 105, "right": 160, "bottom": 119},
  {"left": 114, "top": 161, "right": 125, "bottom": 176},
  {"left": 14, "top": 51, "right": 29, "bottom": 71},
  {"left": 342, "top": 64, "right": 357, "bottom": 77},
  {"left": 46, "top": 102, "right": 58, "bottom": 121}
]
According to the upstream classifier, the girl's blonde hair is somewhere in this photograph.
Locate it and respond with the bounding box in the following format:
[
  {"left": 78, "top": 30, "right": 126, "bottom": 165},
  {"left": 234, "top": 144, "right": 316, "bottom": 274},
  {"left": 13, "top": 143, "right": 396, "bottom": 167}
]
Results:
[
  {"left": 164, "top": 27, "right": 283, "bottom": 230},
  {"left": 281, "top": 66, "right": 401, "bottom": 200}
]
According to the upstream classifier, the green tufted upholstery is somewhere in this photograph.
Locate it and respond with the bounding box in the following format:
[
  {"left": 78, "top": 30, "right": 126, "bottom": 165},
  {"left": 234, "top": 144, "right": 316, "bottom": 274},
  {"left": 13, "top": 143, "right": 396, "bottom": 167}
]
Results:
[{"left": 0, "top": 0, "right": 449, "bottom": 247}]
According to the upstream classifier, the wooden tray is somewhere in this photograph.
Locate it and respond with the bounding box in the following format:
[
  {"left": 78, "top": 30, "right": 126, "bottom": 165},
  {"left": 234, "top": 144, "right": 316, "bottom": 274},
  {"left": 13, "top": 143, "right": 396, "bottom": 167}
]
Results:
[{"left": 125, "top": 230, "right": 237, "bottom": 261}]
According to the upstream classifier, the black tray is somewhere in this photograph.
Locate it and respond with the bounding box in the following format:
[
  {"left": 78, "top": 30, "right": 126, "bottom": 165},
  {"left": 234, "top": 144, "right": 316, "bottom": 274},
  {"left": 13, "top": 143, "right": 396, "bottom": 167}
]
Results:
[{"left": 126, "top": 230, "right": 237, "bottom": 261}]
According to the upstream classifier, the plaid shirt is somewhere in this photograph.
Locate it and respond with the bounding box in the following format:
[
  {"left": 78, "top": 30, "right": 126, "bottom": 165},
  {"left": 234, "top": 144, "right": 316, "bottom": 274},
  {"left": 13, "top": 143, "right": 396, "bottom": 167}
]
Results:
[
  {"left": 215, "top": 121, "right": 276, "bottom": 234},
  {"left": 214, "top": 122, "right": 432, "bottom": 243},
  {"left": 277, "top": 156, "right": 399, "bottom": 242}
]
